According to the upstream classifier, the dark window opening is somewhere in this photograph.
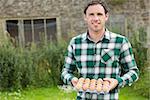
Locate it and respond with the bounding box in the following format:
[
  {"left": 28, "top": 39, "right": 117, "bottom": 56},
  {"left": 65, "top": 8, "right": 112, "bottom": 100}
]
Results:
[
  {"left": 46, "top": 18, "right": 57, "bottom": 41},
  {"left": 24, "top": 20, "right": 32, "bottom": 44},
  {"left": 33, "top": 19, "right": 44, "bottom": 43},
  {"left": 6, "top": 20, "right": 19, "bottom": 40}
]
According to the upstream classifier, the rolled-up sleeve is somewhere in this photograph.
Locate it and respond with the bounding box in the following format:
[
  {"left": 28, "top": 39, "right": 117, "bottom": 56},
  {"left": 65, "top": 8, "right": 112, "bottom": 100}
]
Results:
[{"left": 116, "top": 38, "right": 139, "bottom": 88}]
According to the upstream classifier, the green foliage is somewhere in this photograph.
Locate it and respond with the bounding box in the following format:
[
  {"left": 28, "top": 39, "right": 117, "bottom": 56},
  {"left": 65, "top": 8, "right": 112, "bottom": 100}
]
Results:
[
  {"left": 0, "top": 40, "right": 19, "bottom": 91},
  {"left": 0, "top": 87, "right": 147, "bottom": 100},
  {"left": 129, "top": 28, "right": 149, "bottom": 98},
  {"left": 0, "top": 37, "right": 67, "bottom": 91}
]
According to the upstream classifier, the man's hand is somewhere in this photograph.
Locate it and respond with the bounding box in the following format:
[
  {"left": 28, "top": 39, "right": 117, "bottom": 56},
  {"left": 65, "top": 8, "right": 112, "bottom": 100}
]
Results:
[
  {"left": 103, "top": 78, "right": 118, "bottom": 91},
  {"left": 71, "top": 77, "right": 78, "bottom": 87}
]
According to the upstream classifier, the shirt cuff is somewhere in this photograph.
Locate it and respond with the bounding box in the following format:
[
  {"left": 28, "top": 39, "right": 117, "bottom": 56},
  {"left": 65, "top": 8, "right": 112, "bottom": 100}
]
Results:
[
  {"left": 116, "top": 77, "right": 124, "bottom": 88},
  {"left": 68, "top": 76, "right": 74, "bottom": 86}
]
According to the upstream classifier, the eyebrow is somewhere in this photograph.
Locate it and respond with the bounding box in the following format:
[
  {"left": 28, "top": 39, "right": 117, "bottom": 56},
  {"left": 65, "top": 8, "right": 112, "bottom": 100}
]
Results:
[{"left": 88, "top": 12, "right": 103, "bottom": 15}]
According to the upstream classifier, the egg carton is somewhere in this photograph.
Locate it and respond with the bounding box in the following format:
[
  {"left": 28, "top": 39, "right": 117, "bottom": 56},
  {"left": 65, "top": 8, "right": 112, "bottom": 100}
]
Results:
[{"left": 75, "top": 88, "right": 109, "bottom": 94}]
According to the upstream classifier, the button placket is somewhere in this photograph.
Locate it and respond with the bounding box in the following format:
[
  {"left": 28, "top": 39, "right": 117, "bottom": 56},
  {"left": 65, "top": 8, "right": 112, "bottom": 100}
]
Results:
[{"left": 93, "top": 44, "right": 96, "bottom": 66}]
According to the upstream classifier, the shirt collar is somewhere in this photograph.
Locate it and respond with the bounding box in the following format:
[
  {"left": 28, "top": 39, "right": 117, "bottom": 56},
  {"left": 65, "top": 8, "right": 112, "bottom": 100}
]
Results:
[
  {"left": 104, "top": 28, "right": 111, "bottom": 40},
  {"left": 82, "top": 28, "right": 111, "bottom": 42}
]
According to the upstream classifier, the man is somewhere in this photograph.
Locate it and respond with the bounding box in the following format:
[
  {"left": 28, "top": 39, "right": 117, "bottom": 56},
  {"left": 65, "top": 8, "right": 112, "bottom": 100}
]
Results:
[{"left": 61, "top": 0, "right": 139, "bottom": 99}]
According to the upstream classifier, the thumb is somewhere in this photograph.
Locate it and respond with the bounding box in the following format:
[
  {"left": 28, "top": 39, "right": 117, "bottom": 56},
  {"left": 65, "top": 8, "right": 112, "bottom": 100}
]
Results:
[{"left": 103, "top": 78, "right": 112, "bottom": 82}]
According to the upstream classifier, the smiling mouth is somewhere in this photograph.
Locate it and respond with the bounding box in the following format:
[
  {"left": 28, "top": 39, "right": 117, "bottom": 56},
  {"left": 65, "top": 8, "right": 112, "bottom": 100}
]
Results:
[
  {"left": 92, "top": 23, "right": 100, "bottom": 27},
  {"left": 92, "top": 22, "right": 100, "bottom": 25}
]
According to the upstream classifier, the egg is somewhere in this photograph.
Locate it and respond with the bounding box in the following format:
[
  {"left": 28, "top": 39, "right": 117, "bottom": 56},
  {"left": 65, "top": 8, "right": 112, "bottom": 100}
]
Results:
[
  {"left": 89, "top": 79, "right": 97, "bottom": 91},
  {"left": 96, "top": 78, "right": 103, "bottom": 92},
  {"left": 82, "top": 78, "right": 90, "bottom": 91},
  {"left": 102, "top": 80, "right": 110, "bottom": 92}
]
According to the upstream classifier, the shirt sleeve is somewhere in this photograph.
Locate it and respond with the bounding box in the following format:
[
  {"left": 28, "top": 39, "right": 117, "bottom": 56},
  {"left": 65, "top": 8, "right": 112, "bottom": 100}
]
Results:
[
  {"left": 61, "top": 39, "right": 76, "bottom": 85},
  {"left": 116, "top": 37, "right": 139, "bottom": 88}
]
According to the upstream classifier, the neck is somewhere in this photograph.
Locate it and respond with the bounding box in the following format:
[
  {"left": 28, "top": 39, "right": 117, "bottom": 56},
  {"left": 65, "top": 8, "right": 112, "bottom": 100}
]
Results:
[{"left": 88, "top": 28, "right": 105, "bottom": 43}]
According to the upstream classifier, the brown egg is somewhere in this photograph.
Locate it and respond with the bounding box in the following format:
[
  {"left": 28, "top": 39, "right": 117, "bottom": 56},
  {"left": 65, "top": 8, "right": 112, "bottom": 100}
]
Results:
[
  {"left": 75, "top": 78, "right": 85, "bottom": 90},
  {"left": 102, "top": 80, "right": 110, "bottom": 92},
  {"left": 89, "top": 79, "right": 96, "bottom": 91},
  {"left": 82, "top": 78, "right": 90, "bottom": 91},
  {"left": 96, "top": 78, "right": 103, "bottom": 92}
]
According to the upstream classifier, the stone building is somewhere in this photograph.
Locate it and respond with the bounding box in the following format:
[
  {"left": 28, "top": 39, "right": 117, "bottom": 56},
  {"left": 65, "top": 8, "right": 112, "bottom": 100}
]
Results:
[{"left": 0, "top": 0, "right": 149, "bottom": 50}]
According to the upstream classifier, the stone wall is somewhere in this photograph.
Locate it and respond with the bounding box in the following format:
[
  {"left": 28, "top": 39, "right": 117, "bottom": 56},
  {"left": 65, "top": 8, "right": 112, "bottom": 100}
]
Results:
[
  {"left": 0, "top": 0, "right": 149, "bottom": 39},
  {"left": 0, "top": 0, "right": 87, "bottom": 38}
]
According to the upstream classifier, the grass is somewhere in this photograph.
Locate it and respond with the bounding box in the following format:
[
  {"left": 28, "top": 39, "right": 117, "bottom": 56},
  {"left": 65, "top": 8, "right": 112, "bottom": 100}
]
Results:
[
  {"left": 0, "top": 86, "right": 148, "bottom": 100},
  {"left": 119, "top": 87, "right": 148, "bottom": 100}
]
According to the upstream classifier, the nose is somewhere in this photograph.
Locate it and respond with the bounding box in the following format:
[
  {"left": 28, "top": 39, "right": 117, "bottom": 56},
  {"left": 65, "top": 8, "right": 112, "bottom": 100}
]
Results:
[{"left": 93, "top": 15, "right": 99, "bottom": 21}]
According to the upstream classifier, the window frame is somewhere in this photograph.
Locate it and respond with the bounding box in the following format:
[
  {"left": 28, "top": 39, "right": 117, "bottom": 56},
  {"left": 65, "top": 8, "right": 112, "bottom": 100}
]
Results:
[{"left": 5, "top": 17, "right": 60, "bottom": 46}]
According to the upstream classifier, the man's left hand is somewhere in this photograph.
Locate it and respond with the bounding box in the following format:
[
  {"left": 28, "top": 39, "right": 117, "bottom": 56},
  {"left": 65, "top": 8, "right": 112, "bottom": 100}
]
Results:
[{"left": 103, "top": 78, "right": 118, "bottom": 91}]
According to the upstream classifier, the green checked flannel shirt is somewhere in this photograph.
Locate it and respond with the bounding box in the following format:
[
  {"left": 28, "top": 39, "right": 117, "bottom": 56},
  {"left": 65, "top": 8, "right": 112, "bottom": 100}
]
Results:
[{"left": 61, "top": 29, "right": 139, "bottom": 100}]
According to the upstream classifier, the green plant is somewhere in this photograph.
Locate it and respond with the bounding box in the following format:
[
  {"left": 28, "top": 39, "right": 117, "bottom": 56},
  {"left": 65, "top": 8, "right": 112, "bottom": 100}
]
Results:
[
  {"left": 129, "top": 28, "right": 149, "bottom": 98},
  {"left": 0, "top": 35, "right": 68, "bottom": 91},
  {"left": 0, "top": 86, "right": 147, "bottom": 100}
]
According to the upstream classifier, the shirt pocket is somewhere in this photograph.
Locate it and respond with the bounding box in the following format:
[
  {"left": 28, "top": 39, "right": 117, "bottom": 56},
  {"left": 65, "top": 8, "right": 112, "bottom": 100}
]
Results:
[{"left": 101, "top": 49, "right": 116, "bottom": 65}]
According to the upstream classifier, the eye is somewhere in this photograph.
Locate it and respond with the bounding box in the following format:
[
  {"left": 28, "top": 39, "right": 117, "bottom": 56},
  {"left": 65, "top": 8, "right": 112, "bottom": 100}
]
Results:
[
  {"left": 97, "top": 13, "right": 103, "bottom": 16},
  {"left": 89, "top": 13, "right": 94, "bottom": 16}
]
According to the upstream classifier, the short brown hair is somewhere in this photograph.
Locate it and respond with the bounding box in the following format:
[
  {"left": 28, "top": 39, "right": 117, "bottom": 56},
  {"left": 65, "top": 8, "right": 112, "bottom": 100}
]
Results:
[{"left": 84, "top": 0, "right": 108, "bottom": 14}]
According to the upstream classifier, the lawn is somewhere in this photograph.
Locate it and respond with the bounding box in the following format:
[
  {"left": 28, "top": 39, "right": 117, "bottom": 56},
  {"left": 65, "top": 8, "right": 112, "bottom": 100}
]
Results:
[{"left": 0, "top": 86, "right": 148, "bottom": 100}]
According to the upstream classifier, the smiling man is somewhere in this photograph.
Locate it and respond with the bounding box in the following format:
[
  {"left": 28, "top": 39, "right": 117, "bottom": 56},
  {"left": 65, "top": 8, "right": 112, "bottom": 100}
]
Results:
[{"left": 61, "top": 0, "right": 139, "bottom": 100}]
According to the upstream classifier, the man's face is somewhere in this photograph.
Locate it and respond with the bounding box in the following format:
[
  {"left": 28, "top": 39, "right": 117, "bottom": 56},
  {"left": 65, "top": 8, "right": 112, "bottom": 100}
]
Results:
[{"left": 84, "top": 4, "right": 108, "bottom": 33}]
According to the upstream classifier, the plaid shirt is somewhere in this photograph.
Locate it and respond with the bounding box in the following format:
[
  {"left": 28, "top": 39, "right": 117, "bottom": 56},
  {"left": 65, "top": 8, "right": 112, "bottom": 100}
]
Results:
[{"left": 61, "top": 29, "right": 139, "bottom": 100}]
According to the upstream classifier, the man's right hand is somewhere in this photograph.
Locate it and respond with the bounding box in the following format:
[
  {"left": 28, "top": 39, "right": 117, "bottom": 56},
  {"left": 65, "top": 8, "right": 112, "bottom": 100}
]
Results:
[{"left": 71, "top": 77, "right": 78, "bottom": 87}]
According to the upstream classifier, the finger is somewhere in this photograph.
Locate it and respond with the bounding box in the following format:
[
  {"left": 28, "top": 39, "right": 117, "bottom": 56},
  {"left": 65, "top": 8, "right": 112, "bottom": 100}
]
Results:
[
  {"left": 71, "top": 77, "right": 78, "bottom": 86},
  {"left": 103, "top": 78, "right": 112, "bottom": 81},
  {"left": 75, "top": 78, "right": 85, "bottom": 90},
  {"left": 72, "top": 81, "right": 78, "bottom": 86},
  {"left": 103, "top": 78, "right": 112, "bottom": 84},
  {"left": 109, "top": 79, "right": 118, "bottom": 90}
]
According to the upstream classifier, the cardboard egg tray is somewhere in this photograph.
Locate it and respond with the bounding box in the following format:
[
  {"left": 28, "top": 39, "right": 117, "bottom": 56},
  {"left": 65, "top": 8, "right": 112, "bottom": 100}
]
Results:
[{"left": 75, "top": 88, "right": 109, "bottom": 94}]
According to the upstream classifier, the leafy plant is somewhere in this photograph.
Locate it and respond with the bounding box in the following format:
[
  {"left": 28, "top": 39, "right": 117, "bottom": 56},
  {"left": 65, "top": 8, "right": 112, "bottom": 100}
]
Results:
[
  {"left": 0, "top": 36, "right": 68, "bottom": 91},
  {"left": 129, "top": 28, "right": 149, "bottom": 98}
]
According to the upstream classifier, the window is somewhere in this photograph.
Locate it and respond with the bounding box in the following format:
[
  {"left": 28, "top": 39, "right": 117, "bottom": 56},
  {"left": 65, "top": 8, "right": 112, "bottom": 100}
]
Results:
[
  {"left": 24, "top": 20, "right": 32, "bottom": 43},
  {"left": 46, "top": 19, "right": 57, "bottom": 41},
  {"left": 6, "top": 18, "right": 57, "bottom": 45},
  {"left": 6, "top": 20, "right": 19, "bottom": 40}
]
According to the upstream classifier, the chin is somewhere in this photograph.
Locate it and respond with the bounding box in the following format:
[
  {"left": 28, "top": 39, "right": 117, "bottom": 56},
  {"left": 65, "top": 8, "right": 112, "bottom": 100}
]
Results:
[{"left": 94, "top": 29, "right": 101, "bottom": 32}]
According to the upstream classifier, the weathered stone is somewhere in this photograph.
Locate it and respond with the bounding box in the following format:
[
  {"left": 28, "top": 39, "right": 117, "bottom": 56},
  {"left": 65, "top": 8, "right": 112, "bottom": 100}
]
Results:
[{"left": 0, "top": 0, "right": 149, "bottom": 39}]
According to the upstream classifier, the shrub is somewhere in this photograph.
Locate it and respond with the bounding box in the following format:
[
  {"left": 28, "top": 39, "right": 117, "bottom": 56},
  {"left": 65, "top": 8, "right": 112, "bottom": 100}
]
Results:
[
  {"left": 0, "top": 37, "right": 67, "bottom": 91},
  {"left": 129, "top": 28, "right": 149, "bottom": 98},
  {"left": 0, "top": 40, "right": 19, "bottom": 91}
]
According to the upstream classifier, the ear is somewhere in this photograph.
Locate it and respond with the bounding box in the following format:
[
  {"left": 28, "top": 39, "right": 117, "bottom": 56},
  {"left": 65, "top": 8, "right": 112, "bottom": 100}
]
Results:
[{"left": 105, "top": 13, "right": 109, "bottom": 21}]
